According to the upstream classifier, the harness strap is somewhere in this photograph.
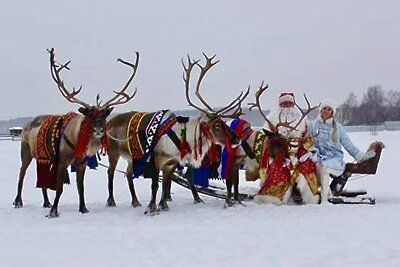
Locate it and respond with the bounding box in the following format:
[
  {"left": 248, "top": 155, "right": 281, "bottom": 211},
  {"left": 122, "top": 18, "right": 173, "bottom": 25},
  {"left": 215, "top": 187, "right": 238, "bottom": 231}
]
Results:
[
  {"left": 167, "top": 130, "right": 181, "bottom": 151},
  {"left": 63, "top": 134, "right": 75, "bottom": 151},
  {"left": 241, "top": 140, "right": 256, "bottom": 159}
]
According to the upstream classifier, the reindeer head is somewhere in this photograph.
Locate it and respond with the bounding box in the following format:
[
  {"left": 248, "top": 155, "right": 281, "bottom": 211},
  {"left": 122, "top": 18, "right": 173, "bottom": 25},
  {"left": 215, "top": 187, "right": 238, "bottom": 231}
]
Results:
[
  {"left": 48, "top": 48, "right": 139, "bottom": 140},
  {"left": 182, "top": 53, "right": 249, "bottom": 147},
  {"left": 77, "top": 106, "right": 113, "bottom": 139}
]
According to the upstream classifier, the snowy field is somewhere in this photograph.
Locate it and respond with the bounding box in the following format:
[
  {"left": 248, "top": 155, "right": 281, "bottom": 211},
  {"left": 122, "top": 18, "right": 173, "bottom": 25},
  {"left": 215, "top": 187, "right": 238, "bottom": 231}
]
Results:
[{"left": 0, "top": 131, "right": 399, "bottom": 267}]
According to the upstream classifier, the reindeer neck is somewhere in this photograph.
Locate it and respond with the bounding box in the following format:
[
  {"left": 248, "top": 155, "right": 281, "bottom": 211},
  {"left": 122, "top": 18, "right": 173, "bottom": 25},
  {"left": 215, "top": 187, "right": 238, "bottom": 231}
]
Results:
[
  {"left": 62, "top": 114, "right": 103, "bottom": 157},
  {"left": 172, "top": 117, "right": 212, "bottom": 166}
]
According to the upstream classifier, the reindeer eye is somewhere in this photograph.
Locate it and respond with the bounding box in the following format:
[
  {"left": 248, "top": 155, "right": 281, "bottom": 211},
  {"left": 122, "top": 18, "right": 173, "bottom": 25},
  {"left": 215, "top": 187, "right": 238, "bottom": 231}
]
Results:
[{"left": 213, "top": 122, "right": 223, "bottom": 129}]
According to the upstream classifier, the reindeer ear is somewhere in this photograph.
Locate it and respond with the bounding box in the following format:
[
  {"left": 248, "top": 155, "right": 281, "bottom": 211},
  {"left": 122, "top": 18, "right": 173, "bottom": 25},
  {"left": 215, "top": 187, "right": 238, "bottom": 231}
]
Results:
[
  {"left": 262, "top": 128, "right": 275, "bottom": 138},
  {"left": 105, "top": 107, "right": 114, "bottom": 117},
  {"left": 78, "top": 107, "right": 89, "bottom": 115}
]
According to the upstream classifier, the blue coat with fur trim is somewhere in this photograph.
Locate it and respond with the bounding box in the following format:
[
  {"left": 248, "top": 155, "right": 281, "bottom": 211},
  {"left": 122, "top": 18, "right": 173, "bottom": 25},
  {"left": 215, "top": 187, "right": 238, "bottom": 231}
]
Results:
[{"left": 309, "top": 116, "right": 361, "bottom": 173}]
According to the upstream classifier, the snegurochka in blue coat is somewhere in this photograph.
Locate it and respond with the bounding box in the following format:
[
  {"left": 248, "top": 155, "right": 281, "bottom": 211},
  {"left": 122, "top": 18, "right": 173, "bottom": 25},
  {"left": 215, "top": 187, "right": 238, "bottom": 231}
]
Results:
[{"left": 308, "top": 98, "right": 375, "bottom": 202}]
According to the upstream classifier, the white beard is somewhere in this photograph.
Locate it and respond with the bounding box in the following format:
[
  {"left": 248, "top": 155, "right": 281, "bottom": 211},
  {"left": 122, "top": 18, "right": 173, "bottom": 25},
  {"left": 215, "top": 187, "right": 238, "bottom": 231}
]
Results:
[
  {"left": 279, "top": 107, "right": 302, "bottom": 122},
  {"left": 264, "top": 107, "right": 306, "bottom": 137}
]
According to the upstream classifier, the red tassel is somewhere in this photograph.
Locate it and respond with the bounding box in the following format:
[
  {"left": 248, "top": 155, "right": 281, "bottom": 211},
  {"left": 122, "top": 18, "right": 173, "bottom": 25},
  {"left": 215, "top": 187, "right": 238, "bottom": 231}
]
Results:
[
  {"left": 180, "top": 127, "right": 191, "bottom": 159},
  {"left": 74, "top": 119, "right": 93, "bottom": 158},
  {"left": 207, "top": 142, "right": 219, "bottom": 164},
  {"left": 100, "top": 134, "right": 109, "bottom": 156},
  {"left": 180, "top": 140, "right": 191, "bottom": 159}
]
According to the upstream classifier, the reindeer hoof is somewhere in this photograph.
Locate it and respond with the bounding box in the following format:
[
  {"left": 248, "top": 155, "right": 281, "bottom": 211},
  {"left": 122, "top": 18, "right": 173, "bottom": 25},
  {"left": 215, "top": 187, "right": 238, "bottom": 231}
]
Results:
[
  {"left": 193, "top": 197, "right": 204, "bottom": 204},
  {"left": 13, "top": 199, "right": 23, "bottom": 208},
  {"left": 224, "top": 201, "right": 234, "bottom": 209},
  {"left": 144, "top": 204, "right": 159, "bottom": 215},
  {"left": 131, "top": 200, "right": 142, "bottom": 207},
  {"left": 43, "top": 202, "right": 52, "bottom": 208},
  {"left": 79, "top": 207, "right": 90, "bottom": 214},
  {"left": 106, "top": 198, "right": 117, "bottom": 207},
  {"left": 234, "top": 198, "right": 242, "bottom": 205},
  {"left": 46, "top": 209, "right": 59, "bottom": 218},
  {"left": 159, "top": 201, "right": 169, "bottom": 211}
]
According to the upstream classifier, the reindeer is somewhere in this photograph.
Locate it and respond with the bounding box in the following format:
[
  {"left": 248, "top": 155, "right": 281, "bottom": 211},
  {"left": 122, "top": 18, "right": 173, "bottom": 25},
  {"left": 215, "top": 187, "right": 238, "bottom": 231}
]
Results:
[
  {"left": 105, "top": 54, "right": 249, "bottom": 214},
  {"left": 13, "top": 48, "right": 139, "bottom": 218},
  {"left": 245, "top": 82, "right": 320, "bottom": 204}
]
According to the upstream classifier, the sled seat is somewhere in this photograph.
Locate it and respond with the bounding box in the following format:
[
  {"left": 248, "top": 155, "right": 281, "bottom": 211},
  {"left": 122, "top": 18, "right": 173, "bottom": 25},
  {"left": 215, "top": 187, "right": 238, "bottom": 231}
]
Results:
[
  {"left": 343, "top": 141, "right": 384, "bottom": 177},
  {"left": 330, "top": 141, "right": 384, "bottom": 196}
]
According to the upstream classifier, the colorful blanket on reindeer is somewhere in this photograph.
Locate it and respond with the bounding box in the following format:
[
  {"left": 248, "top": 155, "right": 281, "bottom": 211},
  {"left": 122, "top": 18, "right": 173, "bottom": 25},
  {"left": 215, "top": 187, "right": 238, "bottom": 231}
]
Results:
[
  {"left": 36, "top": 112, "right": 77, "bottom": 190},
  {"left": 126, "top": 110, "right": 177, "bottom": 178}
]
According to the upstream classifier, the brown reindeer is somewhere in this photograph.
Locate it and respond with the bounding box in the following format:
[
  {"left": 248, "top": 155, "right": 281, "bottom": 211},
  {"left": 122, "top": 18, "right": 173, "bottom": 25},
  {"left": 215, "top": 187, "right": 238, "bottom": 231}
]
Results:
[
  {"left": 245, "top": 82, "right": 319, "bottom": 204},
  {"left": 105, "top": 54, "right": 249, "bottom": 214},
  {"left": 13, "top": 48, "right": 139, "bottom": 218}
]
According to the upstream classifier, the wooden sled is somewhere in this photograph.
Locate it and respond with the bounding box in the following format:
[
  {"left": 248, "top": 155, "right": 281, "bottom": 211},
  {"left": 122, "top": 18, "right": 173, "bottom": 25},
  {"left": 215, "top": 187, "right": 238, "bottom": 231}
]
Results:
[{"left": 343, "top": 141, "right": 385, "bottom": 178}]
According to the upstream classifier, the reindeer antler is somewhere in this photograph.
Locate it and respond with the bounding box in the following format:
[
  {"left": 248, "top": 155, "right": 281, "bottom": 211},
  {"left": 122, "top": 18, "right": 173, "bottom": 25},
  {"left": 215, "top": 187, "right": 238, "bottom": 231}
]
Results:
[
  {"left": 48, "top": 48, "right": 90, "bottom": 108},
  {"left": 182, "top": 53, "right": 249, "bottom": 118},
  {"left": 248, "top": 81, "right": 276, "bottom": 131},
  {"left": 290, "top": 94, "right": 319, "bottom": 130},
  {"left": 48, "top": 48, "right": 139, "bottom": 109},
  {"left": 101, "top": 52, "right": 139, "bottom": 108},
  {"left": 182, "top": 55, "right": 209, "bottom": 114}
]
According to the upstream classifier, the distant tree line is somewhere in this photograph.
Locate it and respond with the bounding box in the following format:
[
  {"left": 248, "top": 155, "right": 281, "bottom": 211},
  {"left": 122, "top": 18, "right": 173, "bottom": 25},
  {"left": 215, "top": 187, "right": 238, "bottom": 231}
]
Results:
[{"left": 339, "top": 85, "right": 400, "bottom": 125}]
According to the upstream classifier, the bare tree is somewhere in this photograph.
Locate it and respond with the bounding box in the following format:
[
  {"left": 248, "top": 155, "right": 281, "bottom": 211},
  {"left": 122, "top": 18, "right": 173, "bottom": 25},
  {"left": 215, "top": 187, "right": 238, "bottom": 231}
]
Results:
[
  {"left": 385, "top": 90, "right": 400, "bottom": 121},
  {"left": 341, "top": 92, "right": 358, "bottom": 125},
  {"left": 361, "top": 85, "right": 385, "bottom": 125}
]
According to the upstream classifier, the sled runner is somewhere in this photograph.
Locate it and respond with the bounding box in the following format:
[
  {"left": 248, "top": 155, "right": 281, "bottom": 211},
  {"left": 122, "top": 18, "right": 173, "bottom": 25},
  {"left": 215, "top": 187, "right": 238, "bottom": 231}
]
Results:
[
  {"left": 328, "top": 196, "right": 375, "bottom": 205},
  {"left": 170, "top": 172, "right": 255, "bottom": 201},
  {"left": 339, "top": 190, "right": 367, "bottom": 198}
]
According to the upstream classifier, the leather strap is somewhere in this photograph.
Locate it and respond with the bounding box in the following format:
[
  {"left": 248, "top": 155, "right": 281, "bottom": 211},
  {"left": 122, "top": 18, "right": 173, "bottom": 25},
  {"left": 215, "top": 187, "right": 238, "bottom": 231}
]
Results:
[
  {"left": 63, "top": 134, "right": 75, "bottom": 151},
  {"left": 241, "top": 140, "right": 256, "bottom": 159}
]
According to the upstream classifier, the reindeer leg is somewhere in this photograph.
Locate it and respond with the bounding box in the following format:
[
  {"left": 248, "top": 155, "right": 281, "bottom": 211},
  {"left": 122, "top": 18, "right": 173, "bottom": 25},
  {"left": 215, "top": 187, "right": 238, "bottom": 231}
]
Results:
[
  {"left": 233, "top": 167, "right": 242, "bottom": 204},
  {"left": 184, "top": 166, "right": 203, "bottom": 204},
  {"left": 47, "top": 164, "right": 68, "bottom": 218},
  {"left": 159, "top": 174, "right": 171, "bottom": 211},
  {"left": 14, "top": 141, "right": 33, "bottom": 208},
  {"left": 159, "top": 162, "right": 178, "bottom": 211},
  {"left": 126, "top": 163, "right": 141, "bottom": 207},
  {"left": 145, "top": 175, "right": 159, "bottom": 214},
  {"left": 41, "top": 188, "right": 52, "bottom": 208},
  {"left": 106, "top": 152, "right": 119, "bottom": 207},
  {"left": 165, "top": 178, "right": 173, "bottom": 202},
  {"left": 225, "top": 179, "right": 234, "bottom": 208},
  {"left": 75, "top": 160, "right": 89, "bottom": 214}
]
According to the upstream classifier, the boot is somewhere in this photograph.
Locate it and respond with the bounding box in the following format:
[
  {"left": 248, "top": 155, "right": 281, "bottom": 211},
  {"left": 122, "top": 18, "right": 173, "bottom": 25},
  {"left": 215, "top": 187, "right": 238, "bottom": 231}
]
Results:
[
  {"left": 291, "top": 185, "right": 303, "bottom": 204},
  {"left": 329, "top": 175, "right": 348, "bottom": 197}
]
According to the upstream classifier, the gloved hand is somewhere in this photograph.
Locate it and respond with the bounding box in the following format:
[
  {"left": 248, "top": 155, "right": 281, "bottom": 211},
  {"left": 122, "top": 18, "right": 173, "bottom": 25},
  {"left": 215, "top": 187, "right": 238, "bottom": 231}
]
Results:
[
  {"left": 356, "top": 151, "right": 376, "bottom": 163},
  {"left": 299, "top": 148, "right": 320, "bottom": 163}
]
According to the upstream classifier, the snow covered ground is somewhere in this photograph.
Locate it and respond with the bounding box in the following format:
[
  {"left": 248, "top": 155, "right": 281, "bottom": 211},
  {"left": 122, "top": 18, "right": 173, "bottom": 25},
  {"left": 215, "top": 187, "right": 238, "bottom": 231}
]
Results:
[{"left": 0, "top": 131, "right": 399, "bottom": 267}]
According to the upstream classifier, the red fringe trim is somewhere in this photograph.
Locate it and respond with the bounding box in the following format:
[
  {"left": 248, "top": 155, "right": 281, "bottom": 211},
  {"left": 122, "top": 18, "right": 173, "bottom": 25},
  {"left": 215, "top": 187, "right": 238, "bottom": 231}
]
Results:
[
  {"left": 100, "top": 134, "right": 109, "bottom": 156},
  {"left": 74, "top": 118, "right": 92, "bottom": 158}
]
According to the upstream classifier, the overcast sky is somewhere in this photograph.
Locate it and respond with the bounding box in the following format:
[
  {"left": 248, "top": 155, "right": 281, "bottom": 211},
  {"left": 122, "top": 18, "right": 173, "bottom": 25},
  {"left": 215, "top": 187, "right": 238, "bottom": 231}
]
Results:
[{"left": 0, "top": 0, "right": 399, "bottom": 118}]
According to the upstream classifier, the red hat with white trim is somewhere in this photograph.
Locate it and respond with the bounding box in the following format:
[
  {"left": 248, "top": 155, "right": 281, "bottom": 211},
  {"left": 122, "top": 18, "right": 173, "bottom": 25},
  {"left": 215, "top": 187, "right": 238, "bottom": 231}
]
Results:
[{"left": 278, "top": 92, "right": 295, "bottom": 105}]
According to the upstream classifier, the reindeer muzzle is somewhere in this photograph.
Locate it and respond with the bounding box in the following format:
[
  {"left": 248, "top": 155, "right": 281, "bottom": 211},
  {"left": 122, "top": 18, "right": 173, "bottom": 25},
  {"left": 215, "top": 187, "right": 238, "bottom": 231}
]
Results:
[{"left": 93, "top": 127, "right": 105, "bottom": 139}]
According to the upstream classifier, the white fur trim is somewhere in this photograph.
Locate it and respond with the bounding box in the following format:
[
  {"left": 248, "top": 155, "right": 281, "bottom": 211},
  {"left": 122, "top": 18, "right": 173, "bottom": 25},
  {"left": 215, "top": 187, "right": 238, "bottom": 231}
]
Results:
[
  {"left": 319, "top": 98, "right": 337, "bottom": 114},
  {"left": 354, "top": 151, "right": 365, "bottom": 162},
  {"left": 278, "top": 94, "right": 295, "bottom": 104},
  {"left": 254, "top": 195, "right": 285, "bottom": 205}
]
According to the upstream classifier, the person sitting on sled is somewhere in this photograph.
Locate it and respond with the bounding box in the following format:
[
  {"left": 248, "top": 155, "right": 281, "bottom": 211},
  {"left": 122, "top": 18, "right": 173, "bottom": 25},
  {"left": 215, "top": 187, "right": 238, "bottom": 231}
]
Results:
[
  {"left": 255, "top": 92, "right": 320, "bottom": 205},
  {"left": 308, "top": 99, "right": 376, "bottom": 203}
]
